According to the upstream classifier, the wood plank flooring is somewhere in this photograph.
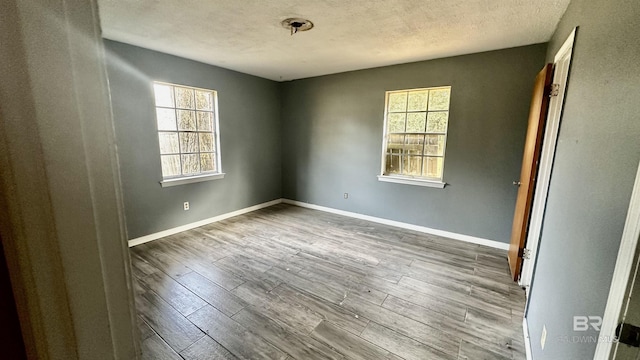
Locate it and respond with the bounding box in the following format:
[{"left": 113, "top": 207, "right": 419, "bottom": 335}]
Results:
[{"left": 131, "top": 203, "right": 526, "bottom": 360}]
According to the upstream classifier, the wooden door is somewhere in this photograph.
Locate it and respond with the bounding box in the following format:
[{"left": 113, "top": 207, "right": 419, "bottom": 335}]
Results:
[{"left": 508, "top": 64, "right": 554, "bottom": 281}]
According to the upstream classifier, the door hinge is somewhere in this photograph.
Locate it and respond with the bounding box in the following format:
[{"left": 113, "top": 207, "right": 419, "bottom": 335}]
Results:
[
  {"left": 518, "top": 248, "right": 532, "bottom": 259},
  {"left": 617, "top": 322, "right": 640, "bottom": 347},
  {"left": 548, "top": 83, "right": 560, "bottom": 97}
]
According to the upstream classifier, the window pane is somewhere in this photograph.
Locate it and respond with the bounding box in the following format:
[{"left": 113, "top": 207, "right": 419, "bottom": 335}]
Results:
[
  {"left": 197, "top": 111, "right": 213, "bottom": 131},
  {"left": 425, "top": 135, "right": 445, "bottom": 156},
  {"left": 156, "top": 108, "right": 176, "bottom": 131},
  {"left": 382, "top": 86, "right": 450, "bottom": 181},
  {"left": 179, "top": 132, "right": 199, "bottom": 153},
  {"left": 405, "top": 134, "right": 425, "bottom": 155},
  {"left": 175, "top": 87, "right": 195, "bottom": 109},
  {"left": 406, "top": 112, "right": 426, "bottom": 132},
  {"left": 155, "top": 82, "right": 220, "bottom": 179},
  {"left": 158, "top": 132, "right": 179, "bottom": 154},
  {"left": 386, "top": 134, "right": 405, "bottom": 152},
  {"left": 153, "top": 84, "right": 174, "bottom": 107},
  {"left": 423, "top": 157, "right": 444, "bottom": 179},
  {"left": 199, "top": 133, "right": 214, "bottom": 152},
  {"left": 195, "top": 90, "right": 213, "bottom": 111},
  {"left": 181, "top": 154, "right": 200, "bottom": 175},
  {"left": 160, "top": 155, "right": 181, "bottom": 177},
  {"left": 428, "top": 88, "right": 451, "bottom": 111},
  {"left": 402, "top": 155, "right": 422, "bottom": 176},
  {"left": 407, "top": 90, "right": 428, "bottom": 111},
  {"left": 177, "top": 110, "right": 196, "bottom": 131},
  {"left": 388, "top": 92, "right": 408, "bottom": 112},
  {"left": 386, "top": 153, "right": 401, "bottom": 175},
  {"left": 200, "top": 153, "right": 216, "bottom": 172},
  {"left": 387, "top": 113, "right": 406, "bottom": 133},
  {"left": 426, "top": 111, "right": 449, "bottom": 133}
]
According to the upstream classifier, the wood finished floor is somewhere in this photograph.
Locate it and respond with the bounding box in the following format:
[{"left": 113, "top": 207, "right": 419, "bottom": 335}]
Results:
[{"left": 131, "top": 204, "right": 526, "bottom": 360}]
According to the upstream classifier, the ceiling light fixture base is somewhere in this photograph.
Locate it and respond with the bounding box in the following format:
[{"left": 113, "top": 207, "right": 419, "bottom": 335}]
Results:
[{"left": 281, "top": 18, "right": 314, "bottom": 35}]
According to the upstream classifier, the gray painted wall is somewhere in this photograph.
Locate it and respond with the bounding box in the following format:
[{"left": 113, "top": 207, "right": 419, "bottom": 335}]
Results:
[
  {"left": 526, "top": 0, "right": 640, "bottom": 358},
  {"left": 105, "top": 41, "right": 282, "bottom": 239},
  {"left": 280, "top": 45, "right": 547, "bottom": 243}
]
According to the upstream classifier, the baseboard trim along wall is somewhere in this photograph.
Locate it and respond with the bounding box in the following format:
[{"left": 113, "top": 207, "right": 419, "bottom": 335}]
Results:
[
  {"left": 523, "top": 317, "right": 533, "bottom": 360},
  {"left": 128, "top": 197, "right": 509, "bottom": 251},
  {"left": 282, "top": 199, "right": 510, "bottom": 250},
  {"left": 128, "top": 199, "right": 283, "bottom": 247}
]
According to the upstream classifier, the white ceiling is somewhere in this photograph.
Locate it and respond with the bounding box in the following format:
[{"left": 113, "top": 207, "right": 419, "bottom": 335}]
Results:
[{"left": 98, "top": 0, "right": 570, "bottom": 81}]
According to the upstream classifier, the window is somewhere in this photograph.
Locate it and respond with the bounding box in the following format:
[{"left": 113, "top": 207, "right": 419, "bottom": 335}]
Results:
[
  {"left": 379, "top": 86, "right": 451, "bottom": 187},
  {"left": 153, "top": 82, "right": 223, "bottom": 186}
]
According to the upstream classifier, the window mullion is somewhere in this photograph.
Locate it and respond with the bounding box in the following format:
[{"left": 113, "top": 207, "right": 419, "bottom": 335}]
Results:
[
  {"left": 172, "top": 86, "right": 184, "bottom": 175},
  {"left": 400, "top": 92, "right": 409, "bottom": 175}
]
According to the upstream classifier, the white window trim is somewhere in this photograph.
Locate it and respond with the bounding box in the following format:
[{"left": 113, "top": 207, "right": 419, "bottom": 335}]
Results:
[
  {"left": 377, "top": 175, "right": 446, "bottom": 188},
  {"left": 154, "top": 81, "right": 224, "bottom": 184},
  {"left": 160, "top": 172, "right": 225, "bottom": 187},
  {"left": 379, "top": 86, "right": 450, "bottom": 186}
]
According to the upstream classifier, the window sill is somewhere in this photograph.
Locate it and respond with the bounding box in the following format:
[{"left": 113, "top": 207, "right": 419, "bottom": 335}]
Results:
[
  {"left": 160, "top": 173, "right": 225, "bottom": 188},
  {"left": 377, "top": 175, "right": 446, "bottom": 188}
]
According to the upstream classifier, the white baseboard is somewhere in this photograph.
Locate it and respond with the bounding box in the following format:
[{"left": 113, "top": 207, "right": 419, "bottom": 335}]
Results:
[
  {"left": 282, "top": 199, "right": 509, "bottom": 250},
  {"left": 523, "top": 317, "right": 533, "bottom": 360},
  {"left": 129, "top": 197, "right": 509, "bottom": 251},
  {"left": 128, "top": 199, "right": 283, "bottom": 247}
]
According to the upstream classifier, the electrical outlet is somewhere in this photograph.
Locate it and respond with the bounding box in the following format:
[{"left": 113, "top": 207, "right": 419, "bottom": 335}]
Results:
[
  {"left": 344, "top": 193, "right": 349, "bottom": 199},
  {"left": 541, "top": 325, "right": 547, "bottom": 350},
  {"left": 183, "top": 201, "right": 189, "bottom": 211}
]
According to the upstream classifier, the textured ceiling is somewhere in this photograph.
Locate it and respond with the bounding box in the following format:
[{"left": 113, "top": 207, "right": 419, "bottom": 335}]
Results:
[{"left": 98, "top": 0, "right": 570, "bottom": 81}]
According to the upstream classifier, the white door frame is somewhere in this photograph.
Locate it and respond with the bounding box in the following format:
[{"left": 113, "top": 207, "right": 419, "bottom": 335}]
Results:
[
  {"left": 519, "top": 28, "right": 577, "bottom": 293},
  {"left": 0, "top": 0, "right": 137, "bottom": 357},
  {"left": 594, "top": 162, "right": 640, "bottom": 358}
]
